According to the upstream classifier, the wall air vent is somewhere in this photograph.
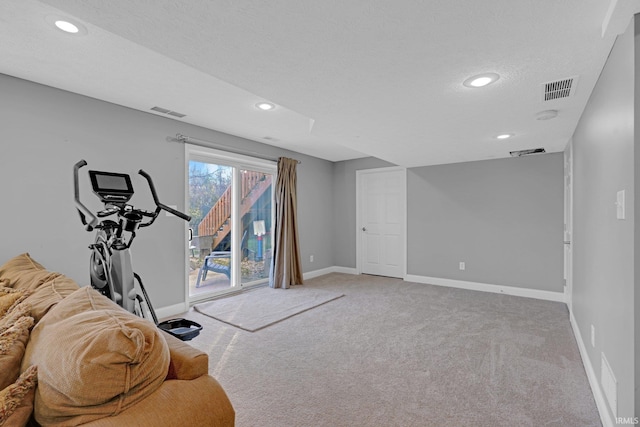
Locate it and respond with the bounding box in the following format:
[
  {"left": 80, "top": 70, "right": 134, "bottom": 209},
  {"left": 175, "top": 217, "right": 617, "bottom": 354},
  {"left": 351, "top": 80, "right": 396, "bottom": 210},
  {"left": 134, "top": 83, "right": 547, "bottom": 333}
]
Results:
[
  {"left": 542, "top": 76, "right": 579, "bottom": 102},
  {"left": 150, "top": 106, "right": 187, "bottom": 118},
  {"left": 510, "top": 148, "right": 546, "bottom": 157}
]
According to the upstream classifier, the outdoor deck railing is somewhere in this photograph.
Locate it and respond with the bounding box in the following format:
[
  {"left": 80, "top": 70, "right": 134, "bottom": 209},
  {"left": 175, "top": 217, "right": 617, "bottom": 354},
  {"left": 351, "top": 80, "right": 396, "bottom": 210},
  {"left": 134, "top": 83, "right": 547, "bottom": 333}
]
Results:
[{"left": 197, "top": 171, "right": 271, "bottom": 247}]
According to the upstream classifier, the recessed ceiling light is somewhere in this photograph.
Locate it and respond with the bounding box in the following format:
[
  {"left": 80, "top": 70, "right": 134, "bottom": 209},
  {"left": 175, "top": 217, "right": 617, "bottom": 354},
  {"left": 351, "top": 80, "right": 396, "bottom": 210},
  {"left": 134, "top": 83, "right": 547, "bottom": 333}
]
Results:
[
  {"left": 463, "top": 73, "right": 500, "bottom": 88},
  {"left": 55, "top": 20, "right": 79, "bottom": 33},
  {"left": 45, "top": 15, "right": 88, "bottom": 36},
  {"left": 496, "top": 133, "right": 514, "bottom": 140},
  {"left": 255, "top": 102, "right": 275, "bottom": 111}
]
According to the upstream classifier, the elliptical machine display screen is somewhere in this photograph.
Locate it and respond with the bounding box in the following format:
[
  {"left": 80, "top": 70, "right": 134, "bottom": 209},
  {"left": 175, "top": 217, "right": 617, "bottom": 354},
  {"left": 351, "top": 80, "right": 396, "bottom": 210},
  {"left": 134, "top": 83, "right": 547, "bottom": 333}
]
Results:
[{"left": 89, "top": 170, "right": 134, "bottom": 204}]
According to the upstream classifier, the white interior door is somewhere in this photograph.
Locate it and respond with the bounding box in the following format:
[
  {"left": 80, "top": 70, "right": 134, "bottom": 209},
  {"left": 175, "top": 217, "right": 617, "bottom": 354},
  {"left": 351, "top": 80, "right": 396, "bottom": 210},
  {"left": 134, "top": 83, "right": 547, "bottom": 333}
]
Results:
[{"left": 358, "top": 168, "right": 406, "bottom": 278}]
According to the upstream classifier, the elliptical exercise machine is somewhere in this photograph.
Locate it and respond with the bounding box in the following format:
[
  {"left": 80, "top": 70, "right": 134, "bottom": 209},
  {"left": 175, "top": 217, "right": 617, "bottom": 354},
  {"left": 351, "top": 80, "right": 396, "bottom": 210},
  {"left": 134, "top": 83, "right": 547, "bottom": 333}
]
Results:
[{"left": 73, "top": 160, "right": 202, "bottom": 340}]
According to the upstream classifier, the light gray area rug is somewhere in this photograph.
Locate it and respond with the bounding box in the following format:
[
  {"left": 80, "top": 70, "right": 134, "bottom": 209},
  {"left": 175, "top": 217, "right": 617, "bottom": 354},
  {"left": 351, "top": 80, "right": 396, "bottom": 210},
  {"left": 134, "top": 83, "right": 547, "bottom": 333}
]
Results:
[
  {"left": 182, "top": 273, "right": 601, "bottom": 427},
  {"left": 194, "top": 286, "right": 345, "bottom": 332}
]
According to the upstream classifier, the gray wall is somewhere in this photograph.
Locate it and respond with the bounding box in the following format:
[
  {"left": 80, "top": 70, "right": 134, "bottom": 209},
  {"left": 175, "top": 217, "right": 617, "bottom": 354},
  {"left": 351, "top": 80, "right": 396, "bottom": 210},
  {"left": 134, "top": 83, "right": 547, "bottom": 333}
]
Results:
[
  {"left": 407, "top": 155, "right": 564, "bottom": 291},
  {"left": 0, "top": 74, "right": 334, "bottom": 308},
  {"left": 331, "top": 154, "right": 564, "bottom": 295},
  {"left": 332, "top": 157, "right": 395, "bottom": 268},
  {"left": 297, "top": 155, "right": 334, "bottom": 272},
  {"left": 571, "top": 18, "right": 636, "bottom": 419}
]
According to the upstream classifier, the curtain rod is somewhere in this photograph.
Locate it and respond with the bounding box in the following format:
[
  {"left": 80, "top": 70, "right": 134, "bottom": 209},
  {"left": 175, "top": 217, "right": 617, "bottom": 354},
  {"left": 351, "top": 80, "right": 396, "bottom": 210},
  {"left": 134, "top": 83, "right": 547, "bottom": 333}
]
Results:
[{"left": 170, "top": 133, "right": 301, "bottom": 164}]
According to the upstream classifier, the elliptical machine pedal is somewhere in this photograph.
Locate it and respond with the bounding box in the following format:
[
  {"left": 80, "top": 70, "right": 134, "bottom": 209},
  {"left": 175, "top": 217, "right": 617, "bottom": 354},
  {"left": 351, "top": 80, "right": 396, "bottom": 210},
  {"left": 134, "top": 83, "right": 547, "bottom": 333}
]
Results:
[
  {"left": 135, "top": 273, "right": 202, "bottom": 341},
  {"left": 157, "top": 318, "right": 203, "bottom": 341}
]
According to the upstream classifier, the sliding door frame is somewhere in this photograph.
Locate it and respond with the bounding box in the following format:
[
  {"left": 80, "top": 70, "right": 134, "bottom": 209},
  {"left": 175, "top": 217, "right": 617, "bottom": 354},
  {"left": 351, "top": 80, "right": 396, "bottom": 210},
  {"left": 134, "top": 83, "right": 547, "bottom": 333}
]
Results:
[{"left": 184, "top": 144, "right": 277, "bottom": 304}]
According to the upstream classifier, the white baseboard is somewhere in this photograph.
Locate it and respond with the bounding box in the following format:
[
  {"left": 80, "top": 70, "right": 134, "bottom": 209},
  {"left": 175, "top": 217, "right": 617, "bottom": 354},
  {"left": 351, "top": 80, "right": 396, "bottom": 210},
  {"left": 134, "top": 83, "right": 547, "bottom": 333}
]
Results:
[
  {"left": 329, "top": 266, "right": 359, "bottom": 275},
  {"left": 155, "top": 302, "right": 189, "bottom": 320},
  {"left": 304, "top": 266, "right": 358, "bottom": 280},
  {"left": 404, "top": 274, "right": 565, "bottom": 303},
  {"left": 569, "top": 311, "right": 613, "bottom": 427}
]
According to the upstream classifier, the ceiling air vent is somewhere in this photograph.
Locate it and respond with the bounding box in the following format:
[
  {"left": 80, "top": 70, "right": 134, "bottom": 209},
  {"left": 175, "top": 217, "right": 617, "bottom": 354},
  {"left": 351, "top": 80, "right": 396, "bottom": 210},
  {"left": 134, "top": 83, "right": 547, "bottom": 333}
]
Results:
[
  {"left": 150, "top": 106, "right": 186, "bottom": 118},
  {"left": 150, "top": 106, "right": 170, "bottom": 113},
  {"left": 167, "top": 111, "right": 186, "bottom": 118},
  {"left": 510, "top": 148, "right": 546, "bottom": 157},
  {"left": 542, "top": 76, "right": 578, "bottom": 102}
]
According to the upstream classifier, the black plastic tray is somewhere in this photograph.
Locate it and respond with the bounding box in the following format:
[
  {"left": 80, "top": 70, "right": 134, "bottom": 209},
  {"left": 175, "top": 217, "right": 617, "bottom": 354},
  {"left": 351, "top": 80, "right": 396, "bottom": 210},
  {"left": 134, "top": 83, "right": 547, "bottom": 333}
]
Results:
[{"left": 158, "top": 318, "right": 202, "bottom": 341}]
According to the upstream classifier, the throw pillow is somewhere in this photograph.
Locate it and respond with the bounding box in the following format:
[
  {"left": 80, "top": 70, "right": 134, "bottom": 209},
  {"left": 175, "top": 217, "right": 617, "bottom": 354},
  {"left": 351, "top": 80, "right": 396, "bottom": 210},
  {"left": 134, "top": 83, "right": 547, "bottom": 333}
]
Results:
[
  {"left": 0, "top": 253, "right": 60, "bottom": 291},
  {"left": 29, "top": 287, "right": 170, "bottom": 426},
  {"left": 0, "top": 303, "right": 31, "bottom": 336},
  {"left": 0, "top": 288, "right": 29, "bottom": 319},
  {"left": 0, "top": 316, "right": 34, "bottom": 391},
  {"left": 0, "top": 365, "right": 38, "bottom": 426}
]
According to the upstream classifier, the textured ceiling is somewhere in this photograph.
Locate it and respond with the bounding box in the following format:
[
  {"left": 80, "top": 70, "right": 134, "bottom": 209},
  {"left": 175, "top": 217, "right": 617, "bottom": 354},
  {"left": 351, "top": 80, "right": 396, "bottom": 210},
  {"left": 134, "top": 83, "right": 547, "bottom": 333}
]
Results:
[{"left": 2, "top": 0, "right": 639, "bottom": 166}]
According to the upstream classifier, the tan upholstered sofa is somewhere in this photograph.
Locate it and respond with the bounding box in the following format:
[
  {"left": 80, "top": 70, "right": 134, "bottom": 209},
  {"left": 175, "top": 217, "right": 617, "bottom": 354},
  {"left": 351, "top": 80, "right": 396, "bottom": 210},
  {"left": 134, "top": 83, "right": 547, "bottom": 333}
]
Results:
[{"left": 0, "top": 253, "right": 234, "bottom": 426}]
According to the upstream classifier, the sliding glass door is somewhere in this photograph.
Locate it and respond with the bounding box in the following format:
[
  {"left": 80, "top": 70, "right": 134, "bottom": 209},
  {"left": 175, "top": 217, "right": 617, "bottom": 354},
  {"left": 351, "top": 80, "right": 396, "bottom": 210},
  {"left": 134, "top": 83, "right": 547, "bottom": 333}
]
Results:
[
  {"left": 186, "top": 146, "right": 275, "bottom": 302},
  {"left": 188, "top": 159, "right": 234, "bottom": 297},
  {"left": 239, "top": 168, "right": 273, "bottom": 285}
]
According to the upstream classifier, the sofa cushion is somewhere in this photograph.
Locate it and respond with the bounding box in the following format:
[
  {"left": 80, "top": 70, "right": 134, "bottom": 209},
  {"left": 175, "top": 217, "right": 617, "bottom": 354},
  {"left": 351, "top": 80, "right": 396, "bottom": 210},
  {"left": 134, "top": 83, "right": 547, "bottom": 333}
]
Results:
[
  {"left": 0, "top": 365, "right": 38, "bottom": 427},
  {"left": 26, "top": 286, "right": 170, "bottom": 426},
  {"left": 0, "top": 253, "right": 60, "bottom": 291},
  {"left": 0, "top": 316, "right": 34, "bottom": 391},
  {"left": 20, "top": 276, "right": 79, "bottom": 323},
  {"left": 0, "top": 254, "right": 80, "bottom": 323}
]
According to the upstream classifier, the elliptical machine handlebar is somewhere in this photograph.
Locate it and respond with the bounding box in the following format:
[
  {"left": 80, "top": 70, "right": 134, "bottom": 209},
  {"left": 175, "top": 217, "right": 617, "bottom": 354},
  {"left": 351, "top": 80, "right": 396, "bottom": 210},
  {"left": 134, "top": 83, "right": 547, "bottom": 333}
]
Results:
[
  {"left": 138, "top": 169, "right": 191, "bottom": 223},
  {"left": 74, "top": 160, "right": 99, "bottom": 232},
  {"left": 73, "top": 159, "right": 191, "bottom": 231}
]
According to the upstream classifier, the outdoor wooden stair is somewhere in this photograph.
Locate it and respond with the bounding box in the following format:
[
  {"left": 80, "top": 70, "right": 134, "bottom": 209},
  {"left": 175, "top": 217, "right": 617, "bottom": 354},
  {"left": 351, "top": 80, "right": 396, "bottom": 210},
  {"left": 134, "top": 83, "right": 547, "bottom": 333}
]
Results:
[{"left": 197, "top": 171, "right": 272, "bottom": 251}]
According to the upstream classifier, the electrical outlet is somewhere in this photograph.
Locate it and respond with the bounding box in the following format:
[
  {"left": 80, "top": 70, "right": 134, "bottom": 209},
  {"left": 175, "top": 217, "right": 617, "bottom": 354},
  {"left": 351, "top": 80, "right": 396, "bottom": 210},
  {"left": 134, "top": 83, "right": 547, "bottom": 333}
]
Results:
[
  {"left": 591, "top": 325, "right": 595, "bottom": 347},
  {"left": 310, "top": 255, "right": 314, "bottom": 263},
  {"left": 459, "top": 262, "right": 465, "bottom": 271}
]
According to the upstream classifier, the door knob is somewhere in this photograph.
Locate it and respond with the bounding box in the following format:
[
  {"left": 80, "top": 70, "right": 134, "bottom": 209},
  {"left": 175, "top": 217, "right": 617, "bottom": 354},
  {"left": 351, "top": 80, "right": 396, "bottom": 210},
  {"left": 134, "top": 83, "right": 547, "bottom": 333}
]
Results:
[{"left": 362, "top": 227, "right": 367, "bottom": 231}]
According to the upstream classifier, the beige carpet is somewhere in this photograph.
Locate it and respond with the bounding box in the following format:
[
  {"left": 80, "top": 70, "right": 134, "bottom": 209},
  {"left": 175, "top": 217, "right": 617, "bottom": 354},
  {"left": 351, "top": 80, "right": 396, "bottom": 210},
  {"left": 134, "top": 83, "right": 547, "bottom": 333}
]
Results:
[
  {"left": 181, "top": 273, "right": 601, "bottom": 427},
  {"left": 194, "top": 286, "right": 344, "bottom": 332}
]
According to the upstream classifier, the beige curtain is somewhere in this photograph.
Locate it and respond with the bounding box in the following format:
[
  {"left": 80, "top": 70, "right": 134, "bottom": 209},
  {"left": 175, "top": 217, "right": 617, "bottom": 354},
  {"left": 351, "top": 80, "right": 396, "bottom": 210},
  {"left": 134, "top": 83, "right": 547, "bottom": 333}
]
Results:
[{"left": 269, "top": 157, "right": 304, "bottom": 289}]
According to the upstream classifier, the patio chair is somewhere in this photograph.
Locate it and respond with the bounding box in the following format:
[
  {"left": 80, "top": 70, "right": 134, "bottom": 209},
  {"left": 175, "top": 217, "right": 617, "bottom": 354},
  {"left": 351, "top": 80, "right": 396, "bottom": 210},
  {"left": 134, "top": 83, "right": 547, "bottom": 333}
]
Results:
[
  {"left": 195, "top": 251, "right": 231, "bottom": 287},
  {"left": 195, "top": 230, "right": 249, "bottom": 287}
]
